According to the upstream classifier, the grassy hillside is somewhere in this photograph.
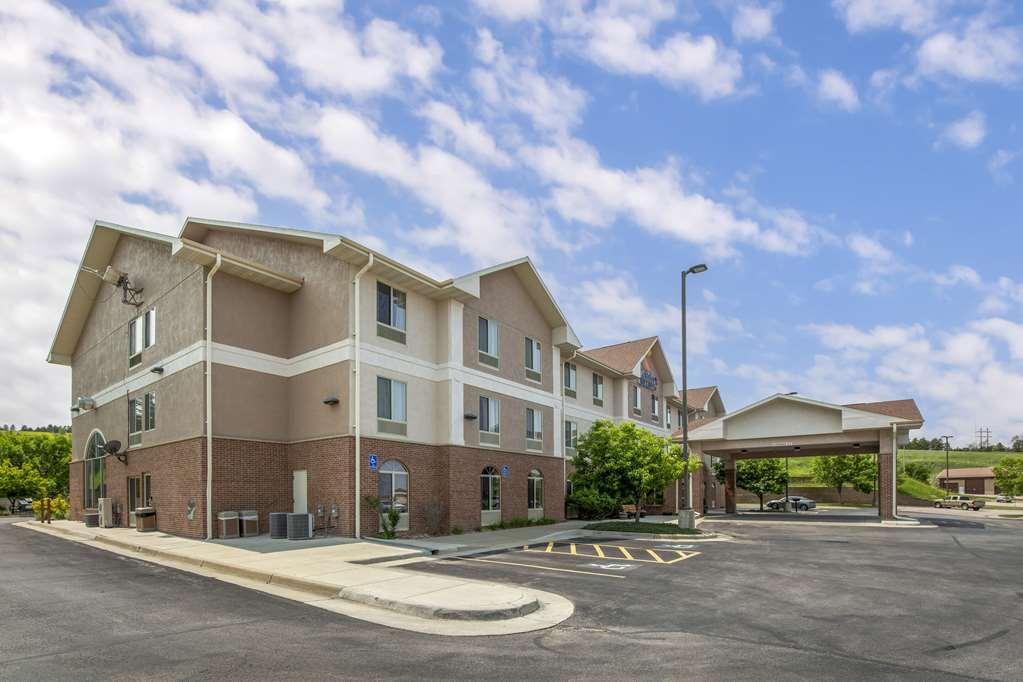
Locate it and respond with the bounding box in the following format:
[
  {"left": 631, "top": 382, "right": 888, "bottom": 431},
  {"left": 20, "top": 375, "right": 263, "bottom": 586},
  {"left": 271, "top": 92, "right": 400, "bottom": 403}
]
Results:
[{"left": 784, "top": 450, "right": 1023, "bottom": 479}]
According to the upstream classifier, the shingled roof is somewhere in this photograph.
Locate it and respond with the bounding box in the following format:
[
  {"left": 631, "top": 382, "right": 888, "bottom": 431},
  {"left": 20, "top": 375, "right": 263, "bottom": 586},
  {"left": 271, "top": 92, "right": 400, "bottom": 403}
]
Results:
[
  {"left": 936, "top": 467, "right": 995, "bottom": 480},
  {"left": 579, "top": 336, "right": 658, "bottom": 375},
  {"left": 844, "top": 399, "right": 923, "bottom": 423},
  {"left": 683, "top": 386, "right": 718, "bottom": 411}
]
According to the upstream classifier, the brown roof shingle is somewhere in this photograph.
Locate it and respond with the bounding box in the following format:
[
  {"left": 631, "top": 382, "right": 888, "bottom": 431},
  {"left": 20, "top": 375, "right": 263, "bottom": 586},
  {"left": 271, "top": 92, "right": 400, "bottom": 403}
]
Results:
[
  {"left": 843, "top": 398, "right": 923, "bottom": 422},
  {"left": 579, "top": 337, "right": 658, "bottom": 375},
  {"left": 682, "top": 386, "right": 718, "bottom": 411},
  {"left": 937, "top": 467, "right": 994, "bottom": 480}
]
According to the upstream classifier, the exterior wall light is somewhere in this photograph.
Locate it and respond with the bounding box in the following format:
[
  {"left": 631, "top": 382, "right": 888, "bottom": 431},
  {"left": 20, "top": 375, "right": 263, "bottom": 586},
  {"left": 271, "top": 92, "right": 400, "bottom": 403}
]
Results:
[
  {"left": 323, "top": 397, "right": 340, "bottom": 406},
  {"left": 150, "top": 366, "right": 164, "bottom": 374},
  {"left": 464, "top": 413, "right": 478, "bottom": 421}
]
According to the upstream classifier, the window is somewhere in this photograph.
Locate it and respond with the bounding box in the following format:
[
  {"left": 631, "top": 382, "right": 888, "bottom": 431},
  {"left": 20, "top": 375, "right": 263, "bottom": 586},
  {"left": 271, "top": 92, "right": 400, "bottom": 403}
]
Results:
[
  {"left": 144, "top": 309, "right": 156, "bottom": 348},
  {"left": 376, "top": 282, "right": 407, "bottom": 343},
  {"left": 592, "top": 374, "right": 604, "bottom": 406},
  {"left": 84, "top": 431, "right": 106, "bottom": 509},
  {"left": 378, "top": 460, "right": 409, "bottom": 515},
  {"left": 563, "top": 362, "right": 577, "bottom": 398},
  {"left": 144, "top": 392, "right": 156, "bottom": 431},
  {"left": 525, "top": 408, "right": 542, "bottom": 451},
  {"left": 564, "top": 420, "right": 578, "bottom": 452},
  {"left": 481, "top": 466, "right": 501, "bottom": 511},
  {"left": 478, "top": 317, "right": 499, "bottom": 367},
  {"left": 651, "top": 394, "right": 659, "bottom": 420},
  {"left": 128, "top": 397, "right": 143, "bottom": 446},
  {"left": 666, "top": 404, "right": 672, "bottom": 430},
  {"left": 479, "top": 395, "right": 500, "bottom": 446},
  {"left": 377, "top": 376, "right": 408, "bottom": 435},
  {"left": 631, "top": 385, "right": 641, "bottom": 413},
  {"left": 127, "top": 473, "right": 153, "bottom": 513},
  {"left": 524, "top": 337, "right": 542, "bottom": 382},
  {"left": 528, "top": 469, "right": 544, "bottom": 510},
  {"left": 128, "top": 311, "right": 155, "bottom": 368}
]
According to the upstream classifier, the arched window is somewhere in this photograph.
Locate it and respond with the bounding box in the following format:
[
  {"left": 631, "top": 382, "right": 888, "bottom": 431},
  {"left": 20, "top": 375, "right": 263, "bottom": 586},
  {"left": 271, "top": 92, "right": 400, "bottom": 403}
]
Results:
[
  {"left": 84, "top": 431, "right": 107, "bottom": 509},
  {"left": 378, "top": 460, "right": 409, "bottom": 514},
  {"left": 480, "top": 466, "right": 501, "bottom": 511},
  {"left": 527, "top": 469, "right": 544, "bottom": 511}
]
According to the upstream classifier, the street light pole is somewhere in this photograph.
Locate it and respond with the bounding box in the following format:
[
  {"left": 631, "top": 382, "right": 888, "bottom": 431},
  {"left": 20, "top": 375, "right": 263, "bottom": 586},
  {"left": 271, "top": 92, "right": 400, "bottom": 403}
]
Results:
[
  {"left": 941, "top": 435, "right": 954, "bottom": 493},
  {"left": 680, "top": 263, "right": 707, "bottom": 529}
]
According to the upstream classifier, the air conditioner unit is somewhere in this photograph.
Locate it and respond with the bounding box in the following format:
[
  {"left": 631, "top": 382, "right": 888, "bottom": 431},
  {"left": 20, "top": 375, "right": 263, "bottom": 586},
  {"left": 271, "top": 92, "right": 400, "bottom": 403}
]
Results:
[
  {"left": 286, "top": 512, "right": 313, "bottom": 540},
  {"left": 97, "top": 497, "right": 114, "bottom": 528}
]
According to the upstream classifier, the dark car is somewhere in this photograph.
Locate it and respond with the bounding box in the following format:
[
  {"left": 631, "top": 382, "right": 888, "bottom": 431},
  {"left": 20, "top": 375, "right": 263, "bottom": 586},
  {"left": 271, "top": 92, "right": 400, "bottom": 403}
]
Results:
[
  {"left": 12, "top": 499, "right": 33, "bottom": 514},
  {"left": 766, "top": 495, "right": 817, "bottom": 511}
]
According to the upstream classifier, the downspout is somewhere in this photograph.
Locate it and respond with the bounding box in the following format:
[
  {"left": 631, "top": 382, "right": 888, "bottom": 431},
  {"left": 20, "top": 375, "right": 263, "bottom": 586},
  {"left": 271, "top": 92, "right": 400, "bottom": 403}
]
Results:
[
  {"left": 562, "top": 350, "right": 577, "bottom": 510},
  {"left": 351, "top": 253, "right": 374, "bottom": 539},
  {"left": 891, "top": 422, "right": 898, "bottom": 520},
  {"left": 205, "top": 254, "right": 222, "bottom": 541}
]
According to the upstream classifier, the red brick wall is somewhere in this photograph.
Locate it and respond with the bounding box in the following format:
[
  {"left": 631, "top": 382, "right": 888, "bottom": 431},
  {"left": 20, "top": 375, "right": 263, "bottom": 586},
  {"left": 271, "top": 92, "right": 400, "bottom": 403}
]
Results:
[
  {"left": 287, "top": 437, "right": 352, "bottom": 535},
  {"left": 69, "top": 460, "right": 84, "bottom": 521},
  {"left": 212, "top": 438, "right": 289, "bottom": 537}
]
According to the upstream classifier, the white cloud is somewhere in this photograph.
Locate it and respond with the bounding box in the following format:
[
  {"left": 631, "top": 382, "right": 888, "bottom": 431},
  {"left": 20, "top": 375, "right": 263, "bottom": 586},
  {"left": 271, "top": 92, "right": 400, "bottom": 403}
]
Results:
[
  {"left": 554, "top": 1, "right": 745, "bottom": 100},
  {"left": 731, "top": 2, "right": 779, "bottom": 42},
  {"left": 805, "top": 322, "right": 925, "bottom": 351},
  {"left": 971, "top": 318, "right": 1023, "bottom": 361},
  {"left": 917, "top": 17, "right": 1023, "bottom": 84},
  {"left": 988, "top": 149, "right": 1018, "bottom": 184},
  {"left": 938, "top": 110, "right": 987, "bottom": 150},
  {"left": 472, "top": 0, "right": 544, "bottom": 21},
  {"left": 817, "top": 69, "right": 861, "bottom": 111},
  {"left": 931, "top": 264, "right": 982, "bottom": 288},
  {"left": 316, "top": 107, "right": 536, "bottom": 265},
  {"left": 832, "top": 0, "right": 942, "bottom": 35},
  {"left": 419, "top": 101, "right": 513, "bottom": 167},
  {"left": 846, "top": 233, "right": 893, "bottom": 262}
]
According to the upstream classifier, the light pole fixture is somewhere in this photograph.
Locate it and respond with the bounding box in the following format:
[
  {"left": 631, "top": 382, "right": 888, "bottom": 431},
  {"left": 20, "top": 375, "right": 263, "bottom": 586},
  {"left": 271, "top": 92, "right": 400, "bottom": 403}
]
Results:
[
  {"left": 941, "top": 435, "right": 954, "bottom": 493},
  {"left": 680, "top": 263, "right": 708, "bottom": 528}
]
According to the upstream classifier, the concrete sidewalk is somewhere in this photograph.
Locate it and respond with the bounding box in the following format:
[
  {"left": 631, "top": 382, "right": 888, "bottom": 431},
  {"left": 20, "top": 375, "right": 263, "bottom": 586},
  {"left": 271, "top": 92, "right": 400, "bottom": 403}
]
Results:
[
  {"left": 18, "top": 521, "right": 573, "bottom": 636},
  {"left": 391, "top": 520, "right": 592, "bottom": 555}
]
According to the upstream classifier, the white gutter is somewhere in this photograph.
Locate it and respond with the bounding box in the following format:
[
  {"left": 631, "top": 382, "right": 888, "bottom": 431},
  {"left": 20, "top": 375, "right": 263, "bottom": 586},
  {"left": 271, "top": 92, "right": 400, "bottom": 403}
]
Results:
[
  {"left": 205, "top": 254, "right": 222, "bottom": 541},
  {"left": 891, "top": 422, "right": 899, "bottom": 520},
  {"left": 562, "top": 350, "right": 577, "bottom": 494},
  {"left": 351, "top": 253, "right": 374, "bottom": 538}
]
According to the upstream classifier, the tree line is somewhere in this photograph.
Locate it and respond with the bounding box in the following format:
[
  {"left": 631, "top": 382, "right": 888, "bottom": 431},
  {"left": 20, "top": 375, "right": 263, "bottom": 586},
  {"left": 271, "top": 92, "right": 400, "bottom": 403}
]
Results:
[
  {"left": 903, "top": 435, "right": 1023, "bottom": 452},
  {"left": 0, "top": 424, "right": 70, "bottom": 433},
  {"left": 0, "top": 430, "right": 71, "bottom": 512}
]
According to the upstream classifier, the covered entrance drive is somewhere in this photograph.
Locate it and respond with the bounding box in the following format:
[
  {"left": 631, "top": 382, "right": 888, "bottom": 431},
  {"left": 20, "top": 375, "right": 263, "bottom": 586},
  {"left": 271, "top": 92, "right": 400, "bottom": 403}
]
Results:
[{"left": 687, "top": 395, "right": 924, "bottom": 520}]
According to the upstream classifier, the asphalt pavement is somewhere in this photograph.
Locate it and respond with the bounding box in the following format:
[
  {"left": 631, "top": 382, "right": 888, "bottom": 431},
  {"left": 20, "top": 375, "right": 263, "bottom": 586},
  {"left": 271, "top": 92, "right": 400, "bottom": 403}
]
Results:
[{"left": 2, "top": 512, "right": 1022, "bottom": 680}]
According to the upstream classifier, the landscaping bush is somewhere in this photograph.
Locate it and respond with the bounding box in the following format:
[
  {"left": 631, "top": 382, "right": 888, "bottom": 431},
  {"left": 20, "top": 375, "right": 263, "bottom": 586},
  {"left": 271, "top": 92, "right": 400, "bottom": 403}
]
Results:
[
  {"left": 32, "top": 496, "right": 69, "bottom": 521},
  {"left": 902, "top": 461, "right": 932, "bottom": 483},
  {"left": 568, "top": 487, "right": 619, "bottom": 520},
  {"left": 482, "top": 517, "right": 556, "bottom": 530}
]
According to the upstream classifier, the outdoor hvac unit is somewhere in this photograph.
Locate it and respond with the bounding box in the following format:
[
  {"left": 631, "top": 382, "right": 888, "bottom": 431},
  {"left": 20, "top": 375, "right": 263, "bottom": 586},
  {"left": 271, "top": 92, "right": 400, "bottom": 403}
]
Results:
[
  {"left": 97, "top": 497, "right": 114, "bottom": 528},
  {"left": 269, "top": 512, "right": 289, "bottom": 539},
  {"left": 286, "top": 512, "right": 314, "bottom": 540}
]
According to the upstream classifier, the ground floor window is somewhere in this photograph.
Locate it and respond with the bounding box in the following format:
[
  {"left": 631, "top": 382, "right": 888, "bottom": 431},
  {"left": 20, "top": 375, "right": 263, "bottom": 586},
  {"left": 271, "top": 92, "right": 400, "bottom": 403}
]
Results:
[
  {"left": 127, "top": 473, "right": 153, "bottom": 513},
  {"left": 84, "top": 431, "right": 106, "bottom": 509},
  {"left": 481, "top": 466, "right": 501, "bottom": 511},
  {"left": 378, "top": 460, "right": 409, "bottom": 514},
  {"left": 528, "top": 469, "right": 544, "bottom": 510}
]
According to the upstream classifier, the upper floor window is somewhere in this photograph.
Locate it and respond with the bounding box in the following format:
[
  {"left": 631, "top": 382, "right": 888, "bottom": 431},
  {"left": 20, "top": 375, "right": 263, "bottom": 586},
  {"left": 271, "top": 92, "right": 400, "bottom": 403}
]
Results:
[
  {"left": 478, "top": 317, "right": 499, "bottom": 368},
  {"left": 128, "top": 395, "right": 144, "bottom": 446},
  {"left": 563, "top": 362, "right": 577, "bottom": 398},
  {"left": 479, "top": 395, "right": 501, "bottom": 446},
  {"left": 631, "top": 385, "right": 641, "bottom": 414},
  {"left": 592, "top": 374, "right": 603, "bottom": 406},
  {"left": 525, "top": 408, "right": 542, "bottom": 451},
  {"left": 651, "top": 394, "right": 659, "bottom": 420},
  {"left": 564, "top": 420, "right": 578, "bottom": 452},
  {"left": 128, "top": 310, "right": 155, "bottom": 368},
  {"left": 376, "top": 282, "right": 407, "bottom": 344},
  {"left": 377, "top": 376, "right": 408, "bottom": 436},
  {"left": 145, "top": 392, "right": 156, "bottom": 431},
  {"left": 524, "top": 337, "right": 542, "bottom": 382},
  {"left": 666, "top": 404, "right": 672, "bottom": 429}
]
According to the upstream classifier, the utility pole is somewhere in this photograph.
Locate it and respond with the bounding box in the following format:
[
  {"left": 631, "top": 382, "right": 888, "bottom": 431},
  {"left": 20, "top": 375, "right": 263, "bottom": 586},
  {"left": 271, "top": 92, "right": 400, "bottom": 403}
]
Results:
[
  {"left": 679, "top": 263, "right": 707, "bottom": 529},
  {"left": 941, "top": 435, "right": 954, "bottom": 493}
]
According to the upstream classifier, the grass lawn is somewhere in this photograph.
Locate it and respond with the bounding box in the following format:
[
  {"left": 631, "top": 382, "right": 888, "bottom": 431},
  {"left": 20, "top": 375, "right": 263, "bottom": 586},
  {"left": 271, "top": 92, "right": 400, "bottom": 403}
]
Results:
[
  {"left": 583, "top": 521, "right": 702, "bottom": 535},
  {"left": 898, "top": 477, "right": 947, "bottom": 500},
  {"left": 783, "top": 450, "right": 1022, "bottom": 478}
]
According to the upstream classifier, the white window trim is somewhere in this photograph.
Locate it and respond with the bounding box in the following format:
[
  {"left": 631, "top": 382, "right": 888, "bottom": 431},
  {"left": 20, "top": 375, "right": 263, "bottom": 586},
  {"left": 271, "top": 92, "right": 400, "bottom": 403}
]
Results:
[
  {"left": 377, "top": 281, "right": 408, "bottom": 332},
  {"left": 525, "top": 337, "right": 542, "bottom": 376},
  {"left": 592, "top": 374, "right": 603, "bottom": 400},
  {"left": 631, "top": 385, "right": 641, "bottom": 411},
  {"left": 526, "top": 407, "right": 543, "bottom": 445},
  {"left": 478, "top": 317, "right": 500, "bottom": 357},
  {"left": 144, "top": 392, "right": 156, "bottom": 432},
  {"left": 377, "top": 376, "right": 408, "bottom": 424},
  {"left": 480, "top": 395, "right": 501, "bottom": 434},
  {"left": 563, "top": 362, "right": 577, "bottom": 390}
]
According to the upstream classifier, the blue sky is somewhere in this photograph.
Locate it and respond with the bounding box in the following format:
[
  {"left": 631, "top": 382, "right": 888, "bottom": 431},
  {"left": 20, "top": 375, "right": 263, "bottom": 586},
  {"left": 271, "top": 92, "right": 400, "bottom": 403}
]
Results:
[{"left": 2, "top": 0, "right": 1022, "bottom": 444}]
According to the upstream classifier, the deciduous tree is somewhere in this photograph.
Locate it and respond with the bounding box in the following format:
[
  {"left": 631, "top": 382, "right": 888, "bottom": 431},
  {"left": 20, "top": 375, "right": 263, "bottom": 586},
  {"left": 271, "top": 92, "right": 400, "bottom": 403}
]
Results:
[
  {"left": 811, "top": 455, "right": 877, "bottom": 502},
  {"left": 0, "top": 461, "right": 45, "bottom": 511},
  {"left": 993, "top": 458, "right": 1023, "bottom": 495},
  {"left": 735, "top": 458, "right": 789, "bottom": 511}
]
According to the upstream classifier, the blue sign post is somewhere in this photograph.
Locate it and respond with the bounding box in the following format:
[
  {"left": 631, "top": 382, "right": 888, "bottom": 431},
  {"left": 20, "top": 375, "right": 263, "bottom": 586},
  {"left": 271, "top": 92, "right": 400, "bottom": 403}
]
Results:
[
  {"left": 368, "top": 454, "right": 379, "bottom": 471},
  {"left": 501, "top": 465, "right": 509, "bottom": 478}
]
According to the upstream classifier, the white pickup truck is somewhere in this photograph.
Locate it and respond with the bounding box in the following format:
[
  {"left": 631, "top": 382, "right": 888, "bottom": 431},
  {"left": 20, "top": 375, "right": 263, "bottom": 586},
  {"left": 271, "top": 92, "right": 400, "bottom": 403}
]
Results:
[{"left": 934, "top": 494, "right": 986, "bottom": 511}]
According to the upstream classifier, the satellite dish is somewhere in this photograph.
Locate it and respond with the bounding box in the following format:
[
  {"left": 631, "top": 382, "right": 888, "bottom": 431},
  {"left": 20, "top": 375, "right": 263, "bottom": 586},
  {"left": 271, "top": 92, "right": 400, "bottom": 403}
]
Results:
[{"left": 104, "top": 440, "right": 122, "bottom": 455}]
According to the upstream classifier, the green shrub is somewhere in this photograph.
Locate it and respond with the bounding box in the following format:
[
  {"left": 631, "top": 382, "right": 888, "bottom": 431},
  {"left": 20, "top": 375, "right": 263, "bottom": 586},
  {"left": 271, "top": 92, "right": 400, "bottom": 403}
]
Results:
[
  {"left": 903, "top": 461, "right": 931, "bottom": 483},
  {"left": 569, "top": 487, "right": 619, "bottom": 520},
  {"left": 32, "top": 496, "right": 69, "bottom": 521},
  {"left": 451, "top": 526, "right": 463, "bottom": 535}
]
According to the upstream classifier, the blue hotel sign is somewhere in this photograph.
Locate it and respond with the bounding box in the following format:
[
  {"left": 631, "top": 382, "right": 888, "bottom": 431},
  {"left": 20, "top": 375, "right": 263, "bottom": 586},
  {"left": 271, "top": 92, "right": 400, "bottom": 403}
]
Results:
[{"left": 639, "top": 370, "right": 658, "bottom": 391}]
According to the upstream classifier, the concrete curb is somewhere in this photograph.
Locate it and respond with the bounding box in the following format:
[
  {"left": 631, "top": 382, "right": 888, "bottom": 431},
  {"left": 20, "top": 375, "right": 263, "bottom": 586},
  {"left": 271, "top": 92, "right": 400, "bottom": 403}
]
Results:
[
  {"left": 17, "top": 522, "right": 553, "bottom": 623},
  {"left": 574, "top": 529, "right": 725, "bottom": 541}
]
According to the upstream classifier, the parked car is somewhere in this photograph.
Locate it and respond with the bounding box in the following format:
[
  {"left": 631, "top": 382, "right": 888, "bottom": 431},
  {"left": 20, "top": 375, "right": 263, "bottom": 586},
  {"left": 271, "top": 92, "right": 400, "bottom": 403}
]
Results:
[
  {"left": 766, "top": 495, "right": 816, "bottom": 511},
  {"left": 11, "top": 499, "right": 33, "bottom": 514},
  {"left": 934, "top": 494, "right": 985, "bottom": 511},
  {"left": 995, "top": 494, "right": 1015, "bottom": 504}
]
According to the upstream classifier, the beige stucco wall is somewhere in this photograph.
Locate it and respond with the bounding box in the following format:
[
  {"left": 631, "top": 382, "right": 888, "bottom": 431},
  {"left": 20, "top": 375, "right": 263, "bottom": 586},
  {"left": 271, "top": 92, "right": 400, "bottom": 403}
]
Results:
[
  {"left": 726, "top": 401, "right": 843, "bottom": 440},
  {"left": 202, "top": 230, "right": 348, "bottom": 357},
  {"left": 360, "top": 365, "right": 439, "bottom": 444},
  {"left": 72, "top": 236, "right": 204, "bottom": 399},
  {"left": 212, "top": 364, "right": 288, "bottom": 441},
  {"left": 463, "top": 384, "right": 555, "bottom": 456},
  {"left": 361, "top": 275, "right": 439, "bottom": 363},
  {"left": 462, "top": 269, "right": 554, "bottom": 393},
  {"left": 213, "top": 272, "right": 291, "bottom": 357},
  {"left": 288, "top": 362, "right": 349, "bottom": 441}
]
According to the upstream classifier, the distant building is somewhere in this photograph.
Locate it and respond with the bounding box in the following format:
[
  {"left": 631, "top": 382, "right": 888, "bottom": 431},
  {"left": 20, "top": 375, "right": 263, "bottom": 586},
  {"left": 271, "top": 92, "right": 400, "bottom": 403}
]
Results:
[{"left": 936, "top": 467, "right": 996, "bottom": 495}]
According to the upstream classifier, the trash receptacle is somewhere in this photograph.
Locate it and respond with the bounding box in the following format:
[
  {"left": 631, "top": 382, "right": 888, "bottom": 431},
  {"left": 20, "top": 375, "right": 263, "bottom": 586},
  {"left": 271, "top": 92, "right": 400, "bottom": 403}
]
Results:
[
  {"left": 84, "top": 512, "right": 99, "bottom": 527},
  {"left": 269, "top": 512, "right": 288, "bottom": 539},
  {"left": 135, "top": 506, "right": 157, "bottom": 532},
  {"left": 217, "top": 511, "right": 239, "bottom": 539},
  {"left": 240, "top": 510, "right": 259, "bottom": 537}
]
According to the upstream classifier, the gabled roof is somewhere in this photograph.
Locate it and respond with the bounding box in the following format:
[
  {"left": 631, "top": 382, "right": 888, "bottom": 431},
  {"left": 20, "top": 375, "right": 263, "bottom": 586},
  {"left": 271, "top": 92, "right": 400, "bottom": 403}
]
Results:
[
  {"left": 48, "top": 221, "right": 175, "bottom": 365},
  {"left": 580, "top": 337, "right": 658, "bottom": 375},
  {"left": 937, "top": 467, "right": 995, "bottom": 479},
  {"left": 669, "top": 385, "right": 719, "bottom": 411},
  {"left": 843, "top": 399, "right": 923, "bottom": 423}
]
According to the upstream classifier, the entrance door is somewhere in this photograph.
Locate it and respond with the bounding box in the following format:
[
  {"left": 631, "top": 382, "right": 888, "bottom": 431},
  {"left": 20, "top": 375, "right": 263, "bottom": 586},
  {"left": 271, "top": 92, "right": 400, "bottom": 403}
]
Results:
[{"left": 293, "top": 470, "right": 308, "bottom": 514}]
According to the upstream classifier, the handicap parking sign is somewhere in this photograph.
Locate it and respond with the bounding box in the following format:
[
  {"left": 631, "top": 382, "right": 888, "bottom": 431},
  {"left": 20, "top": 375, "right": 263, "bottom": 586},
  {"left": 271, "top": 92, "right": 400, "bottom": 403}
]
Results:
[
  {"left": 501, "top": 464, "right": 509, "bottom": 477},
  {"left": 368, "top": 454, "right": 378, "bottom": 471}
]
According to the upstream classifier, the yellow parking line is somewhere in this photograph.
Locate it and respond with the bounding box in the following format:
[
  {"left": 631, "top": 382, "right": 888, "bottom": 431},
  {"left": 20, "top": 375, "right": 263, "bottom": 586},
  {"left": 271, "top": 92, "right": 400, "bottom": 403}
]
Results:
[
  {"left": 456, "top": 557, "right": 626, "bottom": 579},
  {"left": 618, "top": 546, "right": 634, "bottom": 561},
  {"left": 570, "top": 543, "right": 577, "bottom": 555},
  {"left": 645, "top": 549, "right": 665, "bottom": 563},
  {"left": 594, "top": 544, "right": 605, "bottom": 558},
  {"left": 545, "top": 542, "right": 554, "bottom": 553}
]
